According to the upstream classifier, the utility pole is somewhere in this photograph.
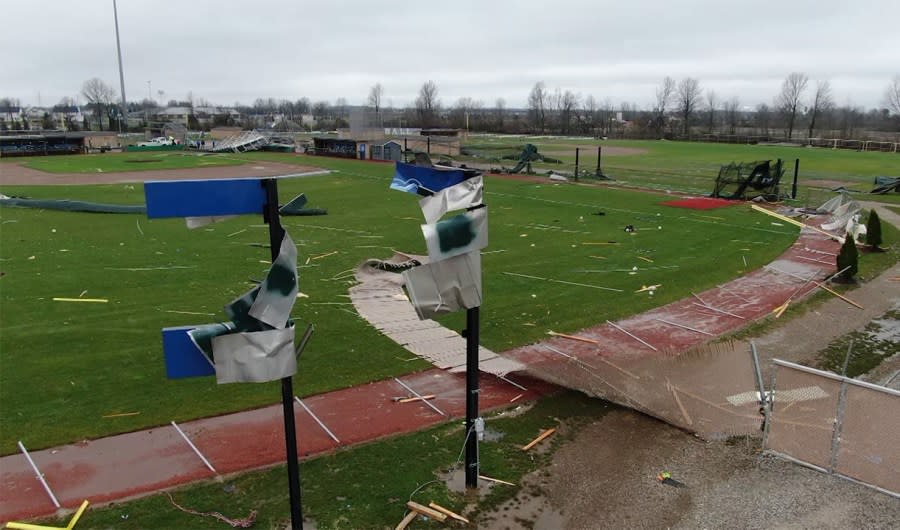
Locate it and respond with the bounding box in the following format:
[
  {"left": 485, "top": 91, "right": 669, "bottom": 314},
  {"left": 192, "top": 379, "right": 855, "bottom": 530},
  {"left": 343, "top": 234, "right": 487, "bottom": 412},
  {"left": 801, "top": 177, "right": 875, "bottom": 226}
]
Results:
[{"left": 113, "top": 0, "right": 127, "bottom": 133}]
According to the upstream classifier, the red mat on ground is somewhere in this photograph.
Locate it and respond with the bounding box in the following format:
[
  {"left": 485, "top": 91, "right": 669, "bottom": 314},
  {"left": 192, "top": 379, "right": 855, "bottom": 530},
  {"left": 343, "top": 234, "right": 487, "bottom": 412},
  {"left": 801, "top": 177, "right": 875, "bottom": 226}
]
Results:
[{"left": 660, "top": 197, "right": 738, "bottom": 210}]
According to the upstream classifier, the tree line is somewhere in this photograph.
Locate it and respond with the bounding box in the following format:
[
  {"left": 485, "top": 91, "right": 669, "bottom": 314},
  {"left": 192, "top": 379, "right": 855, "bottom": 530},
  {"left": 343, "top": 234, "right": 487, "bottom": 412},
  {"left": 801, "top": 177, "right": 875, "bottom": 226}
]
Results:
[{"left": 2, "top": 74, "right": 899, "bottom": 139}]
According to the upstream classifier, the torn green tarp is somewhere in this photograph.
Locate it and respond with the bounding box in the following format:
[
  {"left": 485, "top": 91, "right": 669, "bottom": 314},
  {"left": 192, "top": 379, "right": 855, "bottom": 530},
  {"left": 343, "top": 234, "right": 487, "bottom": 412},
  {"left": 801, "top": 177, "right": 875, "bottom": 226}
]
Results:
[
  {"left": 188, "top": 230, "right": 299, "bottom": 384},
  {"left": 248, "top": 231, "right": 298, "bottom": 329},
  {"left": 421, "top": 207, "right": 488, "bottom": 262},
  {"left": 0, "top": 196, "right": 146, "bottom": 214}
]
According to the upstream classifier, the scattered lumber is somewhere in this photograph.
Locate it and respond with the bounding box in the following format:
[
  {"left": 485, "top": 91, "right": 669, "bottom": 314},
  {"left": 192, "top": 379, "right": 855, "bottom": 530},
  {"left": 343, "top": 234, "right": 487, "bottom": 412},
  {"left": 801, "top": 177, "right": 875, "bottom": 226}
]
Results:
[
  {"left": 405, "top": 501, "right": 447, "bottom": 523},
  {"left": 522, "top": 428, "right": 557, "bottom": 451},
  {"left": 429, "top": 502, "right": 470, "bottom": 524}
]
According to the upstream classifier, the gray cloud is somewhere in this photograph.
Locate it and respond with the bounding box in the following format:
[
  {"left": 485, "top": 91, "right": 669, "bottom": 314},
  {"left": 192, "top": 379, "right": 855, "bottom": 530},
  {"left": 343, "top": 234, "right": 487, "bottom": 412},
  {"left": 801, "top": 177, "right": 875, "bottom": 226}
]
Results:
[{"left": 3, "top": 0, "right": 897, "bottom": 109}]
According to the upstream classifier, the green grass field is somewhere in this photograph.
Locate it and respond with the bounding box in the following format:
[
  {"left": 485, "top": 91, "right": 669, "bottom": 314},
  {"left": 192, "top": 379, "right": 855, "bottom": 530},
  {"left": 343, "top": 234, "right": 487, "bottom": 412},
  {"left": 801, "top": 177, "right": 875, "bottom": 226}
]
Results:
[
  {"left": 16, "top": 151, "right": 244, "bottom": 173},
  {"left": 458, "top": 137, "right": 900, "bottom": 204},
  {"left": 2, "top": 144, "right": 898, "bottom": 529},
  {"left": 0, "top": 153, "right": 805, "bottom": 453}
]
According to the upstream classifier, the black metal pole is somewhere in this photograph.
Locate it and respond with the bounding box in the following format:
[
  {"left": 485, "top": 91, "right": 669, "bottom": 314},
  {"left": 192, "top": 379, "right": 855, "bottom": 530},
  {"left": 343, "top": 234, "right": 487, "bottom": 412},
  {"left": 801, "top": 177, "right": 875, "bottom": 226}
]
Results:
[
  {"left": 263, "top": 178, "right": 303, "bottom": 530},
  {"left": 464, "top": 306, "right": 480, "bottom": 489},
  {"left": 792, "top": 158, "right": 800, "bottom": 199},
  {"left": 596, "top": 145, "right": 602, "bottom": 176},
  {"left": 427, "top": 136, "right": 431, "bottom": 155},
  {"left": 574, "top": 147, "right": 579, "bottom": 181}
]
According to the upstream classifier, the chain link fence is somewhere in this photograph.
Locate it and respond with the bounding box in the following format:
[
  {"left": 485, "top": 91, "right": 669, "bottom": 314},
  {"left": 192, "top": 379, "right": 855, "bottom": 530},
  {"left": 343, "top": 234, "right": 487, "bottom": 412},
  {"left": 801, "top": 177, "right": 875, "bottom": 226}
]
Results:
[{"left": 764, "top": 359, "right": 900, "bottom": 497}]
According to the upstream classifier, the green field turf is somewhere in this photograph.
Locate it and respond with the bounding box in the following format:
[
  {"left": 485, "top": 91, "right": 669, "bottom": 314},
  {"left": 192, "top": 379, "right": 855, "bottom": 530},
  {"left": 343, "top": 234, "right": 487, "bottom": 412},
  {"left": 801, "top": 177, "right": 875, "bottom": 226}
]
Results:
[
  {"left": 458, "top": 137, "right": 900, "bottom": 204},
  {"left": 0, "top": 154, "right": 804, "bottom": 453},
  {"left": 17, "top": 151, "right": 245, "bottom": 173}
]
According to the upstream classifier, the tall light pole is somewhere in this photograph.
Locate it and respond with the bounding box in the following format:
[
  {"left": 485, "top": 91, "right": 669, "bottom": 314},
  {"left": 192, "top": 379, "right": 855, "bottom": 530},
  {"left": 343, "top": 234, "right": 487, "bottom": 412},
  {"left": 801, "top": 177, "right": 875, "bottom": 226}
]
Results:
[{"left": 113, "top": 0, "right": 127, "bottom": 133}]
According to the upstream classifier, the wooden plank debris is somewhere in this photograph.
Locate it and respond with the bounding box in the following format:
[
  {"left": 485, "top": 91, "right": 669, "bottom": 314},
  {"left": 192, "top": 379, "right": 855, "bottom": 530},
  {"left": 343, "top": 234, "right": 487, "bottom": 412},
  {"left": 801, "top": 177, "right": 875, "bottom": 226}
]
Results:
[
  {"left": 428, "top": 502, "right": 470, "bottom": 524},
  {"left": 52, "top": 298, "right": 108, "bottom": 303},
  {"left": 397, "top": 394, "right": 436, "bottom": 404},
  {"left": 479, "top": 474, "right": 516, "bottom": 486},
  {"left": 547, "top": 330, "right": 599, "bottom": 344},
  {"left": 406, "top": 501, "right": 447, "bottom": 522},
  {"left": 750, "top": 204, "right": 841, "bottom": 241},
  {"left": 395, "top": 511, "right": 417, "bottom": 530},
  {"left": 522, "top": 428, "right": 557, "bottom": 451}
]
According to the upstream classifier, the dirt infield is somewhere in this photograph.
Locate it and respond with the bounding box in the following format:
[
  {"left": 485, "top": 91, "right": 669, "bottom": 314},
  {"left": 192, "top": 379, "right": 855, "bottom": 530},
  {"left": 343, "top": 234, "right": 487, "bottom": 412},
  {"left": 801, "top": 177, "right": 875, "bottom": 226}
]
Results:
[{"left": 0, "top": 161, "right": 322, "bottom": 186}]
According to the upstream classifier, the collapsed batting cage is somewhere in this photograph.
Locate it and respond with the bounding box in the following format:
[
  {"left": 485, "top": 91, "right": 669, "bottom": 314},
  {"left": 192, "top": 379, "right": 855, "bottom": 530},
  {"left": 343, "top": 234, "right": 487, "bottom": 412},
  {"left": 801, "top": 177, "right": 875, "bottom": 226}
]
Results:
[{"left": 712, "top": 159, "right": 785, "bottom": 200}]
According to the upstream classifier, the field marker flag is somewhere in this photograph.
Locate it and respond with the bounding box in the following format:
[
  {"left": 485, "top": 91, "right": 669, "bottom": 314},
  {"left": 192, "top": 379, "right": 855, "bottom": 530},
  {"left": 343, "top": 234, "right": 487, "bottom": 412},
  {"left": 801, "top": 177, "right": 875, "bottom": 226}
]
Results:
[
  {"left": 421, "top": 207, "right": 488, "bottom": 262},
  {"left": 390, "top": 162, "right": 469, "bottom": 195},
  {"left": 419, "top": 176, "right": 484, "bottom": 223}
]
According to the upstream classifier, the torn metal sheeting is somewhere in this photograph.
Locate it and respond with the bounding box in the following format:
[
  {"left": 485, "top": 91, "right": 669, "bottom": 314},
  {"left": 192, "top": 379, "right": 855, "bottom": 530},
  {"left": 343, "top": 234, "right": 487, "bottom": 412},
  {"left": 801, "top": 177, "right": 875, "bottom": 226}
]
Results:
[
  {"left": 418, "top": 175, "right": 484, "bottom": 223},
  {"left": 212, "top": 325, "right": 297, "bottom": 384},
  {"left": 402, "top": 251, "right": 482, "bottom": 320}
]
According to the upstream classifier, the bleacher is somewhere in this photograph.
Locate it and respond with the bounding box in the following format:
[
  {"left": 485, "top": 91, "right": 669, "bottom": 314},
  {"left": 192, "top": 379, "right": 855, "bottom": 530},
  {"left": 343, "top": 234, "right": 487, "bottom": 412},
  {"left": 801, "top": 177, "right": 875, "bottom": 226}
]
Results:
[{"left": 211, "top": 130, "right": 268, "bottom": 153}]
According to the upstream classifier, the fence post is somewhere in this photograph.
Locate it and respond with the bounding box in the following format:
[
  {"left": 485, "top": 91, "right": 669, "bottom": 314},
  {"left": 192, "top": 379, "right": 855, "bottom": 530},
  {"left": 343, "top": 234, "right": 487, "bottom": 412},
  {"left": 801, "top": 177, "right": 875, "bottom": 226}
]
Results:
[
  {"left": 829, "top": 378, "right": 850, "bottom": 473},
  {"left": 574, "top": 147, "right": 579, "bottom": 181},
  {"left": 761, "top": 367, "right": 777, "bottom": 450},
  {"left": 792, "top": 158, "right": 800, "bottom": 199}
]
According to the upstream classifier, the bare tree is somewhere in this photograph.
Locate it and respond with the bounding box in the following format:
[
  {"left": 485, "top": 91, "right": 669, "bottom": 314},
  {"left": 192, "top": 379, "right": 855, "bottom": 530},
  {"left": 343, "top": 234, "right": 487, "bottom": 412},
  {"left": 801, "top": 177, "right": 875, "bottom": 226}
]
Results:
[
  {"left": 557, "top": 90, "right": 579, "bottom": 135},
  {"left": 652, "top": 76, "right": 675, "bottom": 135},
  {"left": 528, "top": 81, "right": 548, "bottom": 133},
  {"left": 776, "top": 72, "right": 808, "bottom": 140},
  {"left": 81, "top": 78, "right": 117, "bottom": 130},
  {"left": 724, "top": 97, "right": 740, "bottom": 135},
  {"left": 367, "top": 83, "right": 384, "bottom": 118},
  {"left": 494, "top": 97, "right": 506, "bottom": 130},
  {"left": 582, "top": 94, "right": 598, "bottom": 135},
  {"left": 415, "top": 80, "right": 440, "bottom": 127},
  {"left": 884, "top": 75, "right": 900, "bottom": 115},
  {"left": 755, "top": 103, "right": 771, "bottom": 135},
  {"left": 807, "top": 80, "right": 834, "bottom": 139},
  {"left": 676, "top": 78, "right": 701, "bottom": 135},
  {"left": 705, "top": 90, "right": 718, "bottom": 133}
]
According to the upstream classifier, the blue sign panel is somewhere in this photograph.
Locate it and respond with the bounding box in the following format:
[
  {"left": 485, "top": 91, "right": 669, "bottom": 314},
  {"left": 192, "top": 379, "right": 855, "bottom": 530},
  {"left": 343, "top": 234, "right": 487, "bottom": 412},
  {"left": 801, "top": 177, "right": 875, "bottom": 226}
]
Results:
[
  {"left": 162, "top": 326, "right": 216, "bottom": 378},
  {"left": 144, "top": 178, "right": 267, "bottom": 219}
]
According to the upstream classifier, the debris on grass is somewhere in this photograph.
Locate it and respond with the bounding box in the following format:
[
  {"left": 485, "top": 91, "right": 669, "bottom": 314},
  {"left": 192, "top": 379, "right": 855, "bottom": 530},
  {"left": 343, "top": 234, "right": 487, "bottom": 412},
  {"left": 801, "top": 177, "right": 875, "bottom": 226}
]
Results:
[
  {"left": 395, "top": 510, "right": 417, "bottom": 530},
  {"left": 405, "top": 501, "right": 447, "bottom": 523},
  {"left": 53, "top": 297, "right": 108, "bottom": 303},
  {"left": 164, "top": 492, "right": 257, "bottom": 528},
  {"left": 522, "top": 427, "right": 556, "bottom": 451},
  {"left": 102, "top": 412, "right": 140, "bottom": 419},
  {"left": 428, "top": 502, "right": 469, "bottom": 524},
  {"left": 478, "top": 474, "right": 516, "bottom": 486}
]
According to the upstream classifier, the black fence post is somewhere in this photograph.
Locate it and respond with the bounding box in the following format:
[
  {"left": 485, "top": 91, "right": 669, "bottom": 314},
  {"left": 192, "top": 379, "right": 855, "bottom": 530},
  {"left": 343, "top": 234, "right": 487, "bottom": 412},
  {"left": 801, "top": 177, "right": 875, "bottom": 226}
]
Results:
[
  {"left": 596, "top": 146, "right": 602, "bottom": 176},
  {"left": 263, "top": 178, "right": 303, "bottom": 530},
  {"left": 574, "top": 147, "right": 580, "bottom": 181},
  {"left": 427, "top": 136, "right": 431, "bottom": 155},
  {"left": 464, "top": 306, "right": 480, "bottom": 489},
  {"left": 792, "top": 158, "right": 800, "bottom": 199}
]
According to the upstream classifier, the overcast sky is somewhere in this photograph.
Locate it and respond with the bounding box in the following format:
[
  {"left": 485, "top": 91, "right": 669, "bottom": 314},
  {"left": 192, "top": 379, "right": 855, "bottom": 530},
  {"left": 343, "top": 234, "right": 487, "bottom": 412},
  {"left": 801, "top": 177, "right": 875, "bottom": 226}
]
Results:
[{"left": 3, "top": 0, "right": 898, "bottom": 110}]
